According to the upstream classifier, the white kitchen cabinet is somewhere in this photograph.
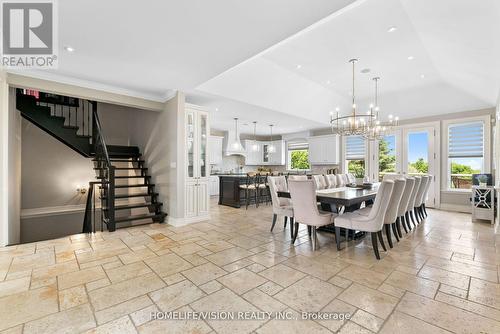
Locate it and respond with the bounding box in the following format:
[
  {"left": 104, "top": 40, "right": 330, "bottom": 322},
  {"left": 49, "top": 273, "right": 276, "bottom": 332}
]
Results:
[
  {"left": 208, "top": 136, "right": 223, "bottom": 165},
  {"left": 308, "top": 135, "right": 339, "bottom": 165},
  {"left": 244, "top": 140, "right": 285, "bottom": 165},
  {"left": 185, "top": 107, "right": 210, "bottom": 219},
  {"left": 208, "top": 176, "right": 219, "bottom": 196}
]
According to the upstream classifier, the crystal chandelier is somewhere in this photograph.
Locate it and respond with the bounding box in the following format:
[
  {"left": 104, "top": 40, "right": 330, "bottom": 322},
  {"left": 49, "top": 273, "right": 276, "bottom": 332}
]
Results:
[
  {"left": 362, "top": 77, "right": 399, "bottom": 141},
  {"left": 330, "top": 59, "right": 398, "bottom": 140}
]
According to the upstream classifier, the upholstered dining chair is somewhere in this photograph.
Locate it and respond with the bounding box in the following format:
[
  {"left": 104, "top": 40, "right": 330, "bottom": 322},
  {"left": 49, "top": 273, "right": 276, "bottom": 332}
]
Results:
[
  {"left": 288, "top": 180, "right": 336, "bottom": 251},
  {"left": 355, "top": 177, "right": 406, "bottom": 247},
  {"left": 312, "top": 175, "right": 328, "bottom": 190},
  {"left": 336, "top": 174, "right": 346, "bottom": 187},
  {"left": 398, "top": 177, "right": 415, "bottom": 233},
  {"left": 421, "top": 175, "right": 432, "bottom": 217},
  {"left": 406, "top": 176, "right": 421, "bottom": 227},
  {"left": 415, "top": 175, "right": 430, "bottom": 221},
  {"left": 325, "top": 174, "right": 338, "bottom": 188},
  {"left": 334, "top": 180, "right": 395, "bottom": 259},
  {"left": 347, "top": 173, "right": 356, "bottom": 184},
  {"left": 268, "top": 176, "right": 294, "bottom": 238},
  {"left": 288, "top": 175, "right": 308, "bottom": 181}
]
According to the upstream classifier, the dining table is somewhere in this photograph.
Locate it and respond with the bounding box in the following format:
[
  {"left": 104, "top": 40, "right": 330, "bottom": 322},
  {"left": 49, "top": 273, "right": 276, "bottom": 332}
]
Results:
[{"left": 277, "top": 183, "right": 380, "bottom": 236}]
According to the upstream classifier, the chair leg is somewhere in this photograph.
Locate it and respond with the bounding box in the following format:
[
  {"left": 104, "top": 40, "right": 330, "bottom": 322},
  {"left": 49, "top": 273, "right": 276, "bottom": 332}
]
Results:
[
  {"left": 392, "top": 223, "right": 400, "bottom": 242},
  {"left": 270, "top": 214, "right": 277, "bottom": 232},
  {"left": 255, "top": 189, "right": 259, "bottom": 208},
  {"left": 245, "top": 189, "right": 249, "bottom": 210},
  {"left": 289, "top": 217, "right": 294, "bottom": 240},
  {"left": 423, "top": 203, "right": 428, "bottom": 216},
  {"left": 385, "top": 224, "right": 393, "bottom": 248},
  {"left": 307, "top": 225, "right": 312, "bottom": 236},
  {"left": 291, "top": 222, "right": 299, "bottom": 244},
  {"left": 396, "top": 217, "right": 403, "bottom": 238},
  {"left": 400, "top": 215, "right": 408, "bottom": 233},
  {"left": 377, "top": 231, "right": 387, "bottom": 251},
  {"left": 284, "top": 216, "right": 288, "bottom": 228},
  {"left": 371, "top": 232, "right": 381, "bottom": 259},
  {"left": 335, "top": 226, "right": 342, "bottom": 251},
  {"left": 311, "top": 227, "right": 317, "bottom": 251}
]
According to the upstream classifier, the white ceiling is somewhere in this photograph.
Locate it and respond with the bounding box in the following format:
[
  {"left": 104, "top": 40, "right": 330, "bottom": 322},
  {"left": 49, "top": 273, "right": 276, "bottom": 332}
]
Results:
[
  {"left": 197, "top": 0, "right": 500, "bottom": 125},
  {"left": 10, "top": 0, "right": 500, "bottom": 134}
]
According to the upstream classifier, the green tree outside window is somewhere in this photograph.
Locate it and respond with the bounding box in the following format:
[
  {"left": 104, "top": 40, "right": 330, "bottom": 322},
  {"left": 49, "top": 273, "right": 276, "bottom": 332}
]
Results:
[{"left": 290, "top": 150, "right": 310, "bottom": 170}]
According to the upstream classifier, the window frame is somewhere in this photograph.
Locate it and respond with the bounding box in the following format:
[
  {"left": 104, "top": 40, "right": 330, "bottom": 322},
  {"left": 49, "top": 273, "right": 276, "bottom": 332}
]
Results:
[
  {"left": 286, "top": 141, "right": 311, "bottom": 172},
  {"left": 443, "top": 115, "right": 491, "bottom": 192}
]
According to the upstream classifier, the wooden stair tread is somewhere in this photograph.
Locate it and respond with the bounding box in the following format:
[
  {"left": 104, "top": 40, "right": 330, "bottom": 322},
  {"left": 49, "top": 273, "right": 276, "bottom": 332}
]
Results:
[
  {"left": 114, "top": 213, "right": 166, "bottom": 223},
  {"left": 102, "top": 192, "right": 159, "bottom": 199},
  {"left": 104, "top": 202, "right": 162, "bottom": 211}
]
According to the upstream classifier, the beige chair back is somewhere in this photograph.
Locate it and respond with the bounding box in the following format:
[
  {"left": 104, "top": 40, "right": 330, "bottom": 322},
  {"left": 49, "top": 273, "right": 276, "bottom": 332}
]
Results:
[
  {"left": 325, "top": 174, "right": 338, "bottom": 188},
  {"left": 384, "top": 178, "right": 406, "bottom": 224},
  {"left": 288, "top": 180, "right": 332, "bottom": 226},
  {"left": 398, "top": 177, "right": 415, "bottom": 217},
  {"left": 268, "top": 176, "right": 291, "bottom": 208},
  {"left": 312, "top": 175, "right": 327, "bottom": 190}
]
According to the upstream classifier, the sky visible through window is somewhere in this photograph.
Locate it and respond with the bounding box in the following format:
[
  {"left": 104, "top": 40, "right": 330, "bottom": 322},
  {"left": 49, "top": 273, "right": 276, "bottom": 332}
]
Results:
[{"left": 408, "top": 132, "right": 428, "bottom": 163}]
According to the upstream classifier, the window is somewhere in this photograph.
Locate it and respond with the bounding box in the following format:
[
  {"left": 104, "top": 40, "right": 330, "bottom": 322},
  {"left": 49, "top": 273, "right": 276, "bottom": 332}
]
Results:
[
  {"left": 345, "top": 136, "right": 365, "bottom": 178},
  {"left": 448, "top": 121, "right": 484, "bottom": 190},
  {"left": 379, "top": 135, "right": 396, "bottom": 179},
  {"left": 287, "top": 142, "right": 310, "bottom": 170}
]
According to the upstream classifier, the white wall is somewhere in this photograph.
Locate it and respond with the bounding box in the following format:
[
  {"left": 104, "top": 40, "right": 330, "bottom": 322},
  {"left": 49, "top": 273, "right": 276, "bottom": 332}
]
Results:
[
  {"left": 129, "top": 92, "right": 186, "bottom": 222},
  {"left": 0, "top": 71, "right": 9, "bottom": 246}
]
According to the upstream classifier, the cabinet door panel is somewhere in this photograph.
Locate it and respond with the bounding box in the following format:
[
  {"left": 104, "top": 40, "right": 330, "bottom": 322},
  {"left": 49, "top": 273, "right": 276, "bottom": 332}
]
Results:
[
  {"left": 186, "top": 182, "right": 197, "bottom": 217},
  {"left": 197, "top": 182, "right": 209, "bottom": 216}
]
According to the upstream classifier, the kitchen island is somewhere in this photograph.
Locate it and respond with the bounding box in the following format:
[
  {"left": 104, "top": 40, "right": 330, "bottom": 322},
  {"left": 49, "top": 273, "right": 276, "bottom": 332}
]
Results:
[{"left": 217, "top": 175, "right": 250, "bottom": 208}]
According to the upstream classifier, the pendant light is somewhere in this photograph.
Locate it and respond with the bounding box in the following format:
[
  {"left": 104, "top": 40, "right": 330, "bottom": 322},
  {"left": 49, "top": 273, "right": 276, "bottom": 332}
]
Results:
[
  {"left": 251, "top": 121, "right": 260, "bottom": 152},
  {"left": 268, "top": 124, "right": 276, "bottom": 153},
  {"left": 231, "top": 118, "right": 243, "bottom": 150}
]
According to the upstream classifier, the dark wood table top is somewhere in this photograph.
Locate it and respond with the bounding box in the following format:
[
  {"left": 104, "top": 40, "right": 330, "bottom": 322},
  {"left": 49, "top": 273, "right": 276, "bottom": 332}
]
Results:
[{"left": 278, "top": 184, "right": 379, "bottom": 207}]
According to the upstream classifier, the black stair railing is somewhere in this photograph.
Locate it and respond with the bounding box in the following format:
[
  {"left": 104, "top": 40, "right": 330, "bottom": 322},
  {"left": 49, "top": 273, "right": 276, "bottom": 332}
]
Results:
[{"left": 83, "top": 102, "right": 116, "bottom": 232}]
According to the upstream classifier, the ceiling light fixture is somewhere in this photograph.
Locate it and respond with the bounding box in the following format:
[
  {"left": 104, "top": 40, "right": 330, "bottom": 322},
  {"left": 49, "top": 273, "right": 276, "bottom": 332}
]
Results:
[
  {"left": 407, "top": 56, "right": 414, "bottom": 60},
  {"left": 251, "top": 121, "right": 260, "bottom": 152},
  {"left": 231, "top": 118, "right": 243, "bottom": 150},
  {"left": 268, "top": 125, "right": 276, "bottom": 153},
  {"left": 330, "top": 59, "right": 398, "bottom": 140},
  {"left": 64, "top": 46, "right": 75, "bottom": 52},
  {"left": 296, "top": 64, "right": 302, "bottom": 69},
  {"left": 387, "top": 26, "right": 397, "bottom": 32},
  {"left": 326, "top": 80, "right": 331, "bottom": 84},
  {"left": 420, "top": 74, "right": 425, "bottom": 79}
]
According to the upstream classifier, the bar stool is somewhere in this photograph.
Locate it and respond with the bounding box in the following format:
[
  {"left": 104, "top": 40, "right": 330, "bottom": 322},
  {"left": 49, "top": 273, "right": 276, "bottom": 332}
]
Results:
[{"left": 239, "top": 172, "right": 258, "bottom": 209}]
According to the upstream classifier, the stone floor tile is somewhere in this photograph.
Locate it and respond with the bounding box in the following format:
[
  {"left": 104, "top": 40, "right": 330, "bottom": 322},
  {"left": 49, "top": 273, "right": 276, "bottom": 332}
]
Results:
[
  {"left": 83, "top": 316, "right": 136, "bottom": 334},
  {"left": 137, "top": 306, "right": 211, "bottom": 334},
  {"left": 328, "top": 275, "right": 353, "bottom": 289},
  {"left": 58, "top": 285, "right": 88, "bottom": 310},
  {"left": 190, "top": 289, "right": 266, "bottom": 334},
  {"left": 217, "top": 268, "right": 268, "bottom": 294},
  {"left": 24, "top": 303, "right": 95, "bottom": 334},
  {"left": 89, "top": 273, "right": 164, "bottom": 311},
  {"left": 397, "top": 292, "right": 500, "bottom": 333},
  {"left": 105, "top": 261, "right": 152, "bottom": 284},
  {"left": 94, "top": 295, "right": 152, "bottom": 325},
  {"left": 379, "top": 311, "right": 451, "bottom": 334},
  {"left": 0, "top": 276, "right": 30, "bottom": 298},
  {"left": 199, "top": 280, "right": 223, "bottom": 294},
  {"left": 316, "top": 299, "right": 356, "bottom": 332},
  {"left": 275, "top": 276, "right": 342, "bottom": 312},
  {"left": 242, "top": 288, "right": 287, "bottom": 313},
  {"left": 384, "top": 270, "right": 439, "bottom": 298},
  {"left": 144, "top": 253, "right": 193, "bottom": 277},
  {"left": 418, "top": 265, "right": 470, "bottom": 290},
  {"left": 337, "top": 265, "right": 388, "bottom": 289},
  {"left": 256, "top": 309, "right": 331, "bottom": 334},
  {"left": 130, "top": 305, "right": 159, "bottom": 327},
  {"left": 149, "top": 280, "right": 205, "bottom": 312},
  {"left": 258, "top": 264, "right": 306, "bottom": 287},
  {"left": 350, "top": 309, "right": 384, "bottom": 332},
  {"left": 435, "top": 291, "right": 500, "bottom": 322},
  {"left": 205, "top": 247, "right": 254, "bottom": 266},
  {"left": 468, "top": 277, "right": 500, "bottom": 310},
  {"left": 58, "top": 266, "right": 106, "bottom": 290},
  {"left": 0, "top": 286, "right": 59, "bottom": 331},
  {"left": 338, "top": 321, "right": 374, "bottom": 334},
  {"left": 338, "top": 284, "right": 398, "bottom": 319},
  {"left": 181, "top": 262, "right": 227, "bottom": 286},
  {"left": 438, "top": 284, "right": 468, "bottom": 299}
]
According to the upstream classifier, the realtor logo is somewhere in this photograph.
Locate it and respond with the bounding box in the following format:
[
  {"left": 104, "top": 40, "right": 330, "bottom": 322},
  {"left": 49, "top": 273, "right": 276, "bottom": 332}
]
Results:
[{"left": 1, "top": 0, "right": 58, "bottom": 68}]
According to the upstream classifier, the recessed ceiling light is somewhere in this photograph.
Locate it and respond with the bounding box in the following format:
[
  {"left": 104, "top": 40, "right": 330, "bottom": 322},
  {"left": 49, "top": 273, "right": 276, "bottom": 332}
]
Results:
[
  {"left": 296, "top": 64, "right": 302, "bottom": 69},
  {"left": 387, "top": 26, "right": 397, "bottom": 33},
  {"left": 64, "top": 46, "right": 75, "bottom": 52},
  {"left": 215, "top": 107, "right": 219, "bottom": 111},
  {"left": 407, "top": 56, "right": 414, "bottom": 60},
  {"left": 420, "top": 74, "right": 425, "bottom": 79},
  {"left": 326, "top": 80, "right": 331, "bottom": 84},
  {"left": 361, "top": 68, "right": 371, "bottom": 74}
]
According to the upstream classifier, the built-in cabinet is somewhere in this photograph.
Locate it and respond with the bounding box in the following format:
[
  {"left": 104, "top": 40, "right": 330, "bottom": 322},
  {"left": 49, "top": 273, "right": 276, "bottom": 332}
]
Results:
[
  {"left": 244, "top": 140, "right": 285, "bottom": 165},
  {"left": 208, "top": 136, "right": 223, "bottom": 165},
  {"left": 208, "top": 176, "right": 219, "bottom": 196},
  {"left": 308, "top": 135, "right": 339, "bottom": 165},
  {"left": 185, "top": 107, "right": 209, "bottom": 219}
]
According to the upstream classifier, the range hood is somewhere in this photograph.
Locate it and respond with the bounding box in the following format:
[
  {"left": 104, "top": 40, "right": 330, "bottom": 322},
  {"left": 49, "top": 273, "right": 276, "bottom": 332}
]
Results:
[{"left": 223, "top": 129, "right": 246, "bottom": 156}]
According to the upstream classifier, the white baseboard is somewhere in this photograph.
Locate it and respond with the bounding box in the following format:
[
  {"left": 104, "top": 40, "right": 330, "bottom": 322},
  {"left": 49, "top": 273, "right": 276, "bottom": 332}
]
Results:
[
  {"left": 439, "top": 203, "right": 471, "bottom": 213},
  {"left": 167, "top": 214, "right": 211, "bottom": 227}
]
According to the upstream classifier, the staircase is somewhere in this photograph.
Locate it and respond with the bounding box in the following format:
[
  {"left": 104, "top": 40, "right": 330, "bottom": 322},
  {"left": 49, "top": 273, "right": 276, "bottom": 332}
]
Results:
[{"left": 16, "top": 89, "right": 167, "bottom": 232}]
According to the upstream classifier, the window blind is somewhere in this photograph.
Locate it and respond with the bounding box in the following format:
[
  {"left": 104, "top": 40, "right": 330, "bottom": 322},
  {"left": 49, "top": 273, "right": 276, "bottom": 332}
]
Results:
[
  {"left": 346, "top": 136, "right": 365, "bottom": 160},
  {"left": 448, "top": 122, "right": 484, "bottom": 158},
  {"left": 287, "top": 141, "right": 309, "bottom": 150}
]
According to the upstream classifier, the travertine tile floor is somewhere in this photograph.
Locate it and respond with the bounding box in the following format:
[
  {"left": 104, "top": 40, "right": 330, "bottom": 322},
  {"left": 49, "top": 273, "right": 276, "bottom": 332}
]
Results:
[{"left": 1, "top": 199, "right": 500, "bottom": 333}]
